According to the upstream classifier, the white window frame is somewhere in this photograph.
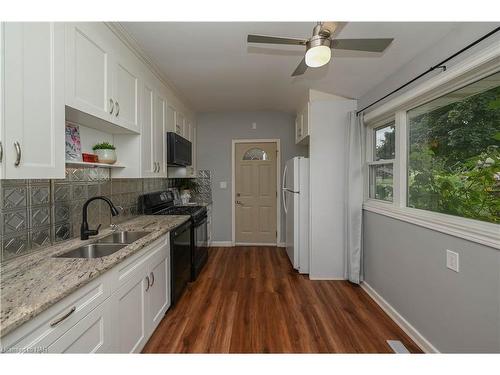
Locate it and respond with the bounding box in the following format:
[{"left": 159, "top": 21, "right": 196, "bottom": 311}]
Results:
[
  {"left": 362, "top": 41, "right": 500, "bottom": 250},
  {"left": 366, "top": 117, "right": 396, "bottom": 203}
]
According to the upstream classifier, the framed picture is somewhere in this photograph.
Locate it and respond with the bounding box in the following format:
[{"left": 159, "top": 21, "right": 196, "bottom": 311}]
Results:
[{"left": 65, "top": 123, "right": 82, "bottom": 161}]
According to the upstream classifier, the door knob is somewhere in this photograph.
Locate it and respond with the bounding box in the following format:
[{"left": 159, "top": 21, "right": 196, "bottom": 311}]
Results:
[
  {"left": 236, "top": 193, "right": 241, "bottom": 197},
  {"left": 236, "top": 200, "right": 244, "bottom": 206}
]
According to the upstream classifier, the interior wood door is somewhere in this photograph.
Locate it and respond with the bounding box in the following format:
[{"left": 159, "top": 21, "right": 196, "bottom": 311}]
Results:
[
  {"left": 235, "top": 142, "right": 277, "bottom": 244},
  {"left": 3, "top": 22, "right": 65, "bottom": 179}
]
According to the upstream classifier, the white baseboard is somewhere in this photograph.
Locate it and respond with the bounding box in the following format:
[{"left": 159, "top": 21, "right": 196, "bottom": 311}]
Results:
[
  {"left": 309, "top": 276, "right": 346, "bottom": 280},
  {"left": 361, "top": 282, "right": 439, "bottom": 353},
  {"left": 234, "top": 242, "right": 279, "bottom": 246},
  {"left": 209, "top": 241, "right": 233, "bottom": 247},
  {"left": 210, "top": 241, "right": 286, "bottom": 248}
]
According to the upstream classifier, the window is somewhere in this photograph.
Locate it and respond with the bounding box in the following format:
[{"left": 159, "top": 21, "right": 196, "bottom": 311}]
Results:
[
  {"left": 243, "top": 148, "right": 268, "bottom": 161},
  {"left": 407, "top": 72, "right": 500, "bottom": 224},
  {"left": 368, "top": 121, "right": 395, "bottom": 201}
]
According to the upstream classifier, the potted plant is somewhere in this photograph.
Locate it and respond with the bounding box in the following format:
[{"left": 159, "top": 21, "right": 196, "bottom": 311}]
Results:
[
  {"left": 92, "top": 142, "right": 117, "bottom": 164},
  {"left": 178, "top": 179, "right": 200, "bottom": 204}
]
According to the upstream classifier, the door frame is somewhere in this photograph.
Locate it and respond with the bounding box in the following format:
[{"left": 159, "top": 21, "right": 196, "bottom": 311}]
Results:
[{"left": 231, "top": 139, "right": 281, "bottom": 246}]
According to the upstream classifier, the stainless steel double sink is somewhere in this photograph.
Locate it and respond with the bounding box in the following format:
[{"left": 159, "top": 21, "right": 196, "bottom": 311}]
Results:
[{"left": 55, "top": 231, "right": 151, "bottom": 259}]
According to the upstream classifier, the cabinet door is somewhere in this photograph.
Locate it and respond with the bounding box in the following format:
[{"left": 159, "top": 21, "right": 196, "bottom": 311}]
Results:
[
  {"left": 175, "top": 111, "right": 184, "bottom": 136},
  {"left": 141, "top": 84, "right": 156, "bottom": 177},
  {"left": 154, "top": 94, "right": 167, "bottom": 177},
  {"left": 65, "top": 23, "right": 113, "bottom": 121},
  {"left": 295, "top": 114, "right": 302, "bottom": 143},
  {"left": 167, "top": 105, "right": 176, "bottom": 133},
  {"left": 3, "top": 22, "right": 65, "bottom": 179},
  {"left": 113, "top": 267, "right": 149, "bottom": 353},
  {"left": 146, "top": 255, "right": 170, "bottom": 335},
  {"left": 48, "top": 301, "right": 113, "bottom": 353},
  {"left": 302, "top": 104, "right": 309, "bottom": 138},
  {"left": 112, "top": 58, "right": 140, "bottom": 132}
]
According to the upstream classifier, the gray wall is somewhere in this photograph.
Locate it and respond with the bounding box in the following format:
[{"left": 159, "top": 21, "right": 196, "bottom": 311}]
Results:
[
  {"left": 359, "top": 22, "right": 500, "bottom": 111},
  {"left": 364, "top": 212, "right": 500, "bottom": 353},
  {"left": 360, "top": 24, "right": 500, "bottom": 352},
  {"left": 196, "top": 111, "right": 308, "bottom": 242}
]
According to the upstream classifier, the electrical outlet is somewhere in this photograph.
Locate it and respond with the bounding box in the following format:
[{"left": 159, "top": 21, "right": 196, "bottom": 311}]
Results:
[
  {"left": 220, "top": 181, "right": 227, "bottom": 189},
  {"left": 252, "top": 122, "right": 257, "bottom": 129},
  {"left": 446, "top": 250, "right": 460, "bottom": 272}
]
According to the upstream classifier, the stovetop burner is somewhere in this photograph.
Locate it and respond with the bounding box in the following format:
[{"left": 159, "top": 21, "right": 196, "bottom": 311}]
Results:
[
  {"left": 139, "top": 190, "right": 207, "bottom": 223},
  {"left": 159, "top": 205, "right": 205, "bottom": 217}
]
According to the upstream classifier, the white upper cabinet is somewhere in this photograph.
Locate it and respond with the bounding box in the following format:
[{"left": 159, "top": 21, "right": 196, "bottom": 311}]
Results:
[
  {"left": 141, "top": 84, "right": 156, "bottom": 177},
  {"left": 65, "top": 23, "right": 141, "bottom": 134},
  {"left": 65, "top": 23, "right": 113, "bottom": 121},
  {"left": 112, "top": 59, "right": 140, "bottom": 132},
  {"left": 295, "top": 102, "right": 310, "bottom": 145},
  {"left": 154, "top": 93, "right": 167, "bottom": 177},
  {"left": 1, "top": 22, "right": 65, "bottom": 179},
  {"left": 175, "top": 111, "right": 184, "bottom": 136},
  {"left": 141, "top": 84, "right": 167, "bottom": 178}
]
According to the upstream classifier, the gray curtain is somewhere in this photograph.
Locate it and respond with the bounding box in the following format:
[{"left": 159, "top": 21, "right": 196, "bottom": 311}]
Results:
[{"left": 345, "top": 111, "right": 364, "bottom": 284}]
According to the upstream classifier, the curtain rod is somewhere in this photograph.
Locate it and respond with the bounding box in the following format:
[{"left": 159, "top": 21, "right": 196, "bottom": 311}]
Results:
[{"left": 356, "top": 26, "right": 500, "bottom": 116}]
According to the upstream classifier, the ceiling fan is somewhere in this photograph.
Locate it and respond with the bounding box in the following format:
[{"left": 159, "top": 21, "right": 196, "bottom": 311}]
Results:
[{"left": 247, "top": 22, "right": 394, "bottom": 76}]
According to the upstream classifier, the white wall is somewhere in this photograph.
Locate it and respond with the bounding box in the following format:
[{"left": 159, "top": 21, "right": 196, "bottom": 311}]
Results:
[{"left": 309, "top": 98, "right": 357, "bottom": 279}]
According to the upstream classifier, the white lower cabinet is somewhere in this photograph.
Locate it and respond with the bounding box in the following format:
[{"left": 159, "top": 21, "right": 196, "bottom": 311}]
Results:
[
  {"left": 112, "top": 263, "right": 149, "bottom": 353},
  {"left": 1, "top": 234, "right": 171, "bottom": 353},
  {"left": 48, "top": 300, "right": 113, "bottom": 353},
  {"left": 147, "top": 255, "right": 170, "bottom": 334}
]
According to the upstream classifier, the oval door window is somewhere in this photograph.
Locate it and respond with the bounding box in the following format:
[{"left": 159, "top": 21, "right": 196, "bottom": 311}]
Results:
[{"left": 242, "top": 148, "right": 268, "bottom": 161}]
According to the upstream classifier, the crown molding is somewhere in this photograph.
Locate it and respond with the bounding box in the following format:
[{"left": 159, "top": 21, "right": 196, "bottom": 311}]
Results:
[{"left": 105, "top": 22, "right": 194, "bottom": 113}]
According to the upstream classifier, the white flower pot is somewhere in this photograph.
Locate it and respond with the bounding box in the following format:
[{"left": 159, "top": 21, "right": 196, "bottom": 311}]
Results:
[{"left": 95, "top": 149, "right": 117, "bottom": 164}]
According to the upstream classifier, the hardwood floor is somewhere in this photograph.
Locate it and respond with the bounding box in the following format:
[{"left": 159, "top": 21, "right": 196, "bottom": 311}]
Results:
[{"left": 143, "top": 246, "right": 422, "bottom": 353}]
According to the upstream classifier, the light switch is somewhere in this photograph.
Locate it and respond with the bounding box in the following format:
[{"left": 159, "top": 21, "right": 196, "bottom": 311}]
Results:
[
  {"left": 252, "top": 122, "right": 257, "bottom": 129},
  {"left": 220, "top": 181, "right": 227, "bottom": 189},
  {"left": 446, "top": 250, "right": 459, "bottom": 272}
]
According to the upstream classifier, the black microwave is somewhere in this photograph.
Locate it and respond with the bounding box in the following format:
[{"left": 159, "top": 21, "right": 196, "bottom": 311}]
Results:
[{"left": 167, "top": 132, "right": 192, "bottom": 166}]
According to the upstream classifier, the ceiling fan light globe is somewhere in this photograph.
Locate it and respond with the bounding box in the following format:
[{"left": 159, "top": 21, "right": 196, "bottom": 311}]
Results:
[{"left": 305, "top": 45, "right": 331, "bottom": 68}]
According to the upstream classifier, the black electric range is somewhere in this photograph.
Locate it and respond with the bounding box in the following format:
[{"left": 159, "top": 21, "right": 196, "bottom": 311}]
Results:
[{"left": 139, "top": 191, "right": 208, "bottom": 305}]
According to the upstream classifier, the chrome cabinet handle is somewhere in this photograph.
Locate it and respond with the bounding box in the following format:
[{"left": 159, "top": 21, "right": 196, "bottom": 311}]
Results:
[
  {"left": 153, "top": 162, "right": 157, "bottom": 173},
  {"left": 50, "top": 306, "right": 76, "bottom": 327},
  {"left": 14, "top": 141, "right": 21, "bottom": 167},
  {"left": 115, "top": 101, "right": 120, "bottom": 117},
  {"left": 156, "top": 162, "right": 159, "bottom": 173},
  {"left": 236, "top": 200, "right": 244, "bottom": 206},
  {"left": 145, "top": 275, "right": 150, "bottom": 292},
  {"left": 150, "top": 272, "right": 155, "bottom": 287},
  {"left": 0, "top": 141, "right": 3, "bottom": 163},
  {"left": 109, "top": 99, "right": 114, "bottom": 115}
]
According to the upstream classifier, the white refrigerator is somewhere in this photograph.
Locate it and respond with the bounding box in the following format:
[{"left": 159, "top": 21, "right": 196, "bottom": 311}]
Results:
[{"left": 282, "top": 157, "right": 309, "bottom": 274}]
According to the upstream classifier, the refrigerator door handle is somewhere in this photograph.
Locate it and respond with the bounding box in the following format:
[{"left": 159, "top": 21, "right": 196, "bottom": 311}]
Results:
[
  {"left": 282, "top": 187, "right": 288, "bottom": 214},
  {"left": 282, "top": 164, "right": 288, "bottom": 214}
]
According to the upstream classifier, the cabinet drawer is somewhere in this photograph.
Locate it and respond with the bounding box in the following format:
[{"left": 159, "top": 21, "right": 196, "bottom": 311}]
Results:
[
  {"left": 111, "top": 235, "right": 169, "bottom": 288},
  {"left": 2, "top": 272, "right": 111, "bottom": 352},
  {"left": 47, "top": 300, "right": 113, "bottom": 353}
]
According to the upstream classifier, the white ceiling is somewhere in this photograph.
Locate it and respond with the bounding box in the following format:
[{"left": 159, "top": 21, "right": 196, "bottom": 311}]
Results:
[{"left": 122, "top": 22, "right": 460, "bottom": 113}]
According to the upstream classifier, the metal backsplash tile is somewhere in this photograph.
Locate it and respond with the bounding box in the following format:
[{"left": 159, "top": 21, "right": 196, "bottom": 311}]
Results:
[{"left": 1, "top": 167, "right": 173, "bottom": 263}]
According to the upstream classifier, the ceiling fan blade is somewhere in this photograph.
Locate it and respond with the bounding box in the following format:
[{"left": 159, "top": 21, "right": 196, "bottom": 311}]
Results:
[
  {"left": 247, "top": 34, "right": 307, "bottom": 46},
  {"left": 291, "top": 57, "right": 308, "bottom": 77},
  {"left": 331, "top": 38, "right": 394, "bottom": 52}
]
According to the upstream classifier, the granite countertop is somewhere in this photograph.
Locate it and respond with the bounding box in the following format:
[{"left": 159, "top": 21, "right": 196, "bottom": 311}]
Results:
[{"left": 0, "top": 215, "right": 190, "bottom": 338}]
